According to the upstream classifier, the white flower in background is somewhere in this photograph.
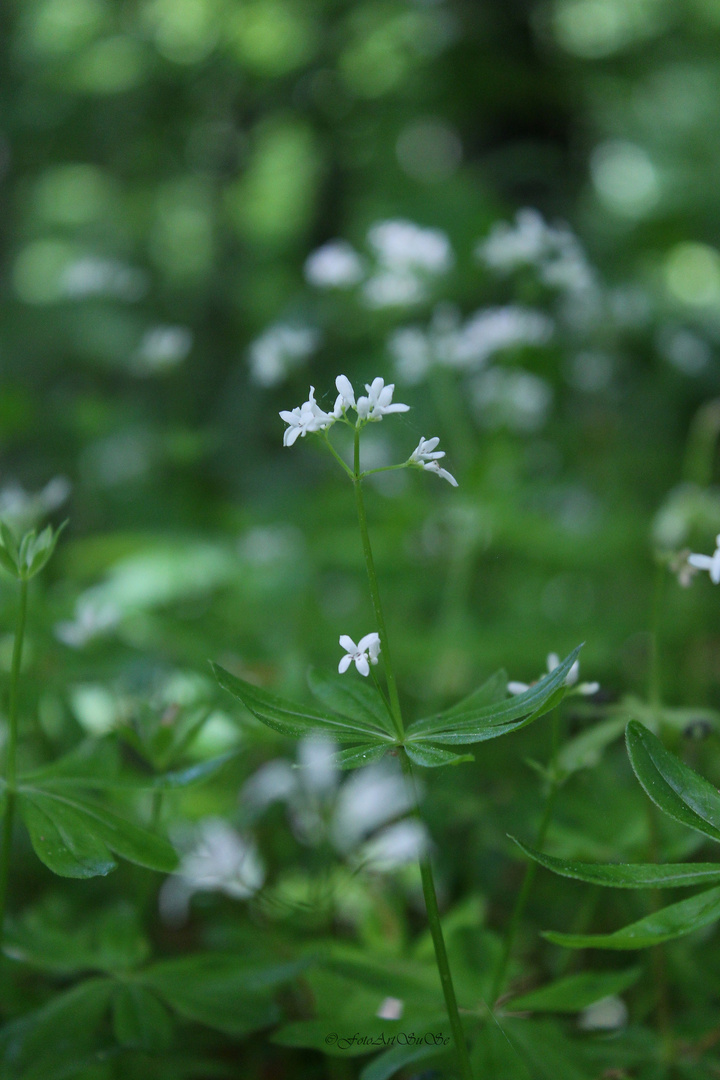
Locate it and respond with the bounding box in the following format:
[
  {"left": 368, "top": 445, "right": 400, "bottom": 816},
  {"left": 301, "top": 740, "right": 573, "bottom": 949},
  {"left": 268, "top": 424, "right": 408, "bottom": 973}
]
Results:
[
  {"left": 61, "top": 257, "right": 148, "bottom": 301},
  {"left": 250, "top": 324, "right": 321, "bottom": 388},
  {"left": 280, "top": 386, "right": 336, "bottom": 446},
  {"left": 362, "top": 220, "right": 453, "bottom": 309},
  {"left": 368, "top": 220, "right": 453, "bottom": 275},
  {"left": 159, "top": 817, "right": 265, "bottom": 925},
  {"left": 476, "top": 209, "right": 595, "bottom": 297},
  {"left": 355, "top": 378, "right": 410, "bottom": 422},
  {"left": 132, "top": 325, "right": 192, "bottom": 375},
  {"left": 578, "top": 995, "right": 628, "bottom": 1032},
  {"left": 688, "top": 535, "right": 720, "bottom": 584},
  {"left": 241, "top": 740, "right": 425, "bottom": 870},
  {"left": 55, "top": 596, "right": 120, "bottom": 648},
  {"left": 409, "top": 437, "right": 458, "bottom": 486},
  {"left": 338, "top": 632, "right": 381, "bottom": 676},
  {"left": 0, "top": 476, "right": 71, "bottom": 533},
  {"left": 508, "top": 653, "right": 599, "bottom": 696},
  {"left": 377, "top": 997, "right": 404, "bottom": 1021},
  {"left": 472, "top": 368, "right": 553, "bottom": 434},
  {"left": 669, "top": 549, "right": 699, "bottom": 588},
  {"left": 304, "top": 240, "right": 364, "bottom": 288},
  {"left": 388, "top": 326, "right": 434, "bottom": 383}
]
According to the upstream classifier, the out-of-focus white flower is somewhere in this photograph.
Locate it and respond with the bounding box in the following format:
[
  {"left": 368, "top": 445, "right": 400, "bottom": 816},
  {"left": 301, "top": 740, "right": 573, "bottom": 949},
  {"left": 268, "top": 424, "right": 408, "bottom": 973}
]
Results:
[
  {"left": 330, "top": 761, "right": 414, "bottom": 854},
  {"left": 508, "top": 653, "right": 599, "bottom": 696},
  {"left": 0, "top": 476, "right": 71, "bottom": 533},
  {"left": 356, "top": 378, "right": 410, "bottom": 422},
  {"left": 280, "top": 386, "right": 336, "bottom": 446},
  {"left": 250, "top": 324, "right": 320, "bottom": 387},
  {"left": 356, "top": 818, "right": 428, "bottom": 870},
  {"left": 55, "top": 597, "right": 120, "bottom": 648},
  {"left": 362, "top": 270, "right": 426, "bottom": 309},
  {"left": 669, "top": 548, "right": 700, "bottom": 588},
  {"left": 388, "top": 326, "right": 434, "bottom": 383},
  {"left": 688, "top": 535, "right": 720, "bottom": 584},
  {"left": 304, "top": 240, "right": 364, "bottom": 288},
  {"left": 578, "top": 995, "right": 628, "bottom": 1032},
  {"left": 368, "top": 220, "right": 453, "bottom": 275},
  {"left": 159, "top": 817, "right": 265, "bottom": 925},
  {"left": 338, "top": 632, "right": 381, "bottom": 677},
  {"left": 472, "top": 368, "right": 553, "bottom": 433},
  {"left": 408, "top": 437, "right": 458, "bottom": 486},
  {"left": 132, "top": 325, "right": 192, "bottom": 375},
  {"left": 376, "top": 996, "right": 404, "bottom": 1020},
  {"left": 61, "top": 257, "right": 148, "bottom": 301},
  {"left": 476, "top": 209, "right": 596, "bottom": 297}
]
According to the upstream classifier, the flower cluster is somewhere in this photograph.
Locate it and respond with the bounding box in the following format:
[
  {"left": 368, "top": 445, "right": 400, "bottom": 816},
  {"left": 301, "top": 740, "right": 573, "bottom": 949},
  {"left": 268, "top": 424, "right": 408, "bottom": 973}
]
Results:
[
  {"left": 338, "top": 632, "right": 381, "bottom": 677},
  {"left": 280, "top": 375, "right": 409, "bottom": 446},
  {"left": 408, "top": 437, "right": 458, "bottom": 487},
  {"left": 508, "top": 652, "right": 599, "bottom": 697}
]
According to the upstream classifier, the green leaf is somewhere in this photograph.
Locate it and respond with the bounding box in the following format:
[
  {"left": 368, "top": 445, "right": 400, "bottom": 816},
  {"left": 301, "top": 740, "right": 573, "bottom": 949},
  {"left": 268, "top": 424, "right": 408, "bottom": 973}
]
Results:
[
  {"left": 24, "top": 519, "right": 67, "bottom": 578},
  {"left": 543, "top": 885, "right": 720, "bottom": 949},
  {"left": 555, "top": 715, "right": 627, "bottom": 779},
  {"left": 19, "top": 792, "right": 117, "bottom": 878},
  {"left": 443, "top": 669, "right": 508, "bottom": 718},
  {"left": 404, "top": 742, "right": 475, "bottom": 768},
  {"left": 308, "top": 667, "right": 396, "bottom": 736},
  {"left": 333, "top": 743, "right": 390, "bottom": 769},
  {"left": 0, "top": 976, "right": 114, "bottom": 1080},
  {"left": 143, "top": 953, "right": 307, "bottom": 1037},
  {"left": 213, "top": 662, "right": 395, "bottom": 744},
  {"left": 5, "top": 900, "right": 149, "bottom": 974},
  {"left": 406, "top": 646, "right": 582, "bottom": 746},
  {"left": 360, "top": 1042, "right": 450, "bottom": 1080},
  {"left": 19, "top": 787, "right": 178, "bottom": 874},
  {"left": 512, "top": 837, "right": 720, "bottom": 888},
  {"left": 112, "top": 984, "right": 174, "bottom": 1051},
  {"left": 506, "top": 968, "right": 641, "bottom": 1012},
  {"left": 0, "top": 520, "right": 20, "bottom": 567},
  {"left": 626, "top": 720, "right": 720, "bottom": 843}
]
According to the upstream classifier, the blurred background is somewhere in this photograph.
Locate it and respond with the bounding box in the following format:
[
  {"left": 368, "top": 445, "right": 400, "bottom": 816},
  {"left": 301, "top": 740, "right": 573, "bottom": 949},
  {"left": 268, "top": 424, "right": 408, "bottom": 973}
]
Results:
[{"left": 5, "top": 0, "right": 720, "bottom": 1026}]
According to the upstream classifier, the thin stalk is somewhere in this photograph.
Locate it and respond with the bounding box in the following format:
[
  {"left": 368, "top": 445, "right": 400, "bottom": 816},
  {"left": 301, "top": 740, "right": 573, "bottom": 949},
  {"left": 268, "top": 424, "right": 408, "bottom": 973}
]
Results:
[
  {"left": 352, "top": 428, "right": 404, "bottom": 740},
  {"left": 0, "top": 578, "right": 28, "bottom": 944},
  {"left": 490, "top": 712, "right": 560, "bottom": 1003},
  {"left": 400, "top": 749, "right": 474, "bottom": 1080},
  {"left": 351, "top": 426, "right": 472, "bottom": 1078}
]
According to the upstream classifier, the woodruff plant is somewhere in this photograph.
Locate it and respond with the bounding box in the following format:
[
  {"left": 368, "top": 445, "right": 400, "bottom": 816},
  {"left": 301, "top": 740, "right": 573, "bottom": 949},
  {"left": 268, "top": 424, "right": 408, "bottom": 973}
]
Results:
[{"left": 213, "top": 374, "right": 582, "bottom": 1080}]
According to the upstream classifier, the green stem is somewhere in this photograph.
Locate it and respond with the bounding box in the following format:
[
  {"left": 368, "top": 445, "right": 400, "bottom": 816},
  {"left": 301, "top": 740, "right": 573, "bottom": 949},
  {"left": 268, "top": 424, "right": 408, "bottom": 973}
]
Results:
[
  {"left": 0, "top": 578, "right": 28, "bottom": 944},
  {"left": 490, "top": 712, "right": 561, "bottom": 1004},
  {"left": 400, "top": 750, "right": 474, "bottom": 1080},
  {"left": 352, "top": 429, "right": 404, "bottom": 740},
  {"left": 322, "top": 430, "right": 354, "bottom": 480}
]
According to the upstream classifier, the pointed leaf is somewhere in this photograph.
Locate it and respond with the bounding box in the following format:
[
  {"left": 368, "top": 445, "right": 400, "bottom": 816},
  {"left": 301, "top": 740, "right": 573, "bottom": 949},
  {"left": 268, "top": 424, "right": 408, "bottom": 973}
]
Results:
[
  {"left": 512, "top": 837, "right": 720, "bottom": 888},
  {"left": 506, "top": 968, "right": 641, "bottom": 1012},
  {"left": 543, "top": 885, "right": 720, "bottom": 949},
  {"left": 555, "top": 715, "right": 627, "bottom": 779},
  {"left": 20, "top": 786, "right": 177, "bottom": 872},
  {"left": 443, "top": 669, "right": 508, "bottom": 718},
  {"left": 333, "top": 744, "right": 390, "bottom": 769},
  {"left": 360, "top": 1042, "right": 450, "bottom": 1080},
  {"left": 626, "top": 720, "right": 720, "bottom": 843},
  {"left": 406, "top": 646, "right": 581, "bottom": 745},
  {"left": 213, "top": 662, "right": 394, "bottom": 743},
  {"left": 112, "top": 984, "right": 174, "bottom": 1051},
  {"left": 404, "top": 742, "right": 475, "bottom": 768},
  {"left": 19, "top": 792, "right": 117, "bottom": 878},
  {"left": 308, "top": 667, "right": 396, "bottom": 736}
]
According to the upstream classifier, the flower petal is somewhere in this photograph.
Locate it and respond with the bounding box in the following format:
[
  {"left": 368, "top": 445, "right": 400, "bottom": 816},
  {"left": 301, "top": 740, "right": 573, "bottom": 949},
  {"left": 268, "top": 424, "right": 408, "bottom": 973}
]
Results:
[
  {"left": 338, "top": 655, "right": 353, "bottom": 674},
  {"left": 339, "top": 634, "right": 357, "bottom": 652},
  {"left": 355, "top": 654, "right": 370, "bottom": 677}
]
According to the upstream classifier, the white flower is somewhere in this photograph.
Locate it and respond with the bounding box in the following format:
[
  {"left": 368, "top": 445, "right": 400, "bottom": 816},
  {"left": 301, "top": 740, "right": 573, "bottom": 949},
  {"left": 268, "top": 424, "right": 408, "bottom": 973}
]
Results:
[
  {"left": 508, "top": 653, "right": 598, "bottom": 696},
  {"left": 377, "top": 997, "right": 404, "bottom": 1021},
  {"left": 368, "top": 220, "right": 453, "bottom": 275},
  {"left": 355, "top": 378, "right": 410, "bottom": 422},
  {"left": 55, "top": 598, "right": 120, "bottom": 648},
  {"left": 280, "top": 386, "right": 335, "bottom": 446},
  {"left": 409, "top": 436, "right": 458, "bottom": 486},
  {"left": 338, "top": 632, "right": 381, "bottom": 677},
  {"left": 333, "top": 373, "right": 356, "bottom": 415},
  {"left": 304, "top": 240, "right": 364, "bottom": 288},
  {"left": 251, "top": 324, "right": 320, "bottom": 388},
  {"left": 133, "top": 325, "right": 192, "bottom": 375},
  {"left": 688, "top": 535, "right": 720, "bottom": 584},
  {"left": 578, "top": 995, "right": 628, "bottom": 1032}
]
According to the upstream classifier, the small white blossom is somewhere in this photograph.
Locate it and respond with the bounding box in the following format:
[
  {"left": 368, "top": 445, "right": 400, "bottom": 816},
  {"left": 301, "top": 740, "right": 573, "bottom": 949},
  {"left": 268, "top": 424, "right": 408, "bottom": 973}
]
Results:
[
  {"left": 280, "top": 386, "right": 336, "bottom": 446},
  {"left": 132, "top": 325, "right": 192, "bottom": 375},
  {"left": 368, "top": 220, "right": 453, "bottom": 275},
  {"left": 362, "top": 270, "right": 426, "bottom": 309},
  {"left": 377, "top": 997, "right": 404, "bottom": 1021},
  {"left": 55, "top": 598, "right": 120, "bottom": 648},
  {"left": 508, "top": 653, "right": 598, "bottom": 696},
  {"left": 333, "top": 373, "right": 356, "bottom": 415},
  {"left": 409, "top": 436, "right": 458, "bottom": 486},
  {"left": 355, "top": 378, "right": 410, "bottom": 422},
  {"left": 688, "top": 535, "right": 720, "bottom": 584},
  {"left": 578, "top": 995, "right": 628, "bottom": 1032},
  {"left": 251, "top": 324, "right": 320, "bottom": 387},
  {"left": 338, "top": 632, "right": 381, "bottom": 677},
  {"left": 669, "top": 548, "right": 700, "bottom": 588},
  {"left": 304, "top": 240, "right": 364, "bottom": 288}
]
